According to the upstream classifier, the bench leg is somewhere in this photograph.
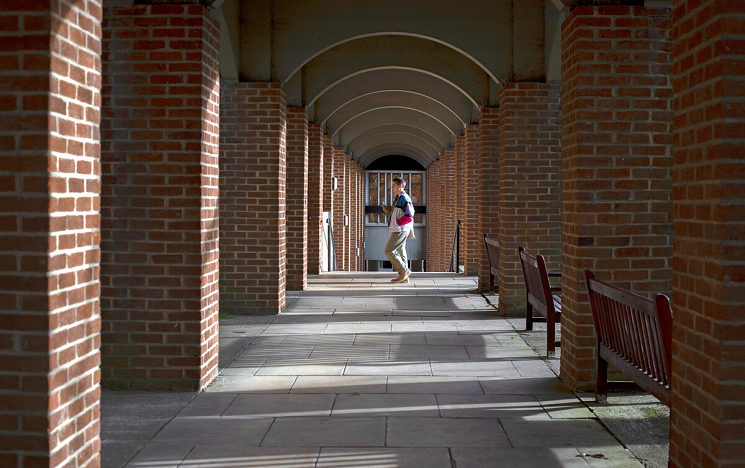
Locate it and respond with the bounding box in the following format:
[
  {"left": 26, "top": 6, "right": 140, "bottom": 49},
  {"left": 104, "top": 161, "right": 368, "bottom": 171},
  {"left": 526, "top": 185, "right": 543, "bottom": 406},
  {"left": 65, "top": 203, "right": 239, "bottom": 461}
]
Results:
[
  {"left": 596, "top": 352, "right": 608, "bottom": 403},
  {"left": 547, "top": 311, "right": 556, "bottom": 357},
  {"left": 526, "top": 298, "right": 533, "bottom": 331}
]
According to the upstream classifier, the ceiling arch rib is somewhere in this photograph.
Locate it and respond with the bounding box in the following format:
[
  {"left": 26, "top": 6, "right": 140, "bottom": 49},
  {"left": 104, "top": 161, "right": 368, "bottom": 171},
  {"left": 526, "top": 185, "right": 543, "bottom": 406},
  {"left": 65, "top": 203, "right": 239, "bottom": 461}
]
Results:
[
  {"left": 311, "top": 69, "right": 475, "bottom": 125},
  {"left": 287, "top": 35, "right": 491, "bottom": 108},
  {"left": 346, "top": 125, "right": 445, "bottom": 157},
  {"left": 334, "top": 108, "right": 455, "bottom": 149},
  {"left": 351, "top": 133, "right": 440, "bottom": 162},
  {"left": 360, "top": 146, "right": 432, "bottom": 168},
  {"left": 323, "top": 91, "right": 463, "bottom": 137}
]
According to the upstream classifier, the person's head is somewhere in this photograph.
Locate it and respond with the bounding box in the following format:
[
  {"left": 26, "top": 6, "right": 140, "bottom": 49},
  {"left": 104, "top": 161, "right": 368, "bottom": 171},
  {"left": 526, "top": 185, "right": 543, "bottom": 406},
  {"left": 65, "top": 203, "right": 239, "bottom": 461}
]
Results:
[{"left": 392, "top": 177, "right": 406, "bottom": 194}]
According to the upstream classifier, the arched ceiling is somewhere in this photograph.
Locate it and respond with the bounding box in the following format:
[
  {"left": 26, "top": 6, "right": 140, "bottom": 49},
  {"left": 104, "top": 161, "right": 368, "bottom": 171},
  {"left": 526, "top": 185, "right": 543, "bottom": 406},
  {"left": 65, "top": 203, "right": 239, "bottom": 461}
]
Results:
[
  {"left": 333, "top": 108, "right": 455, "bottom": 162},
  {"left": 216, "top": 0, "right": 556, "bottom": 168},
  {"left": 323, "top": 91, "right": 463, "bottom": 138},
  {"left": 346, "top": 125, "right": 446, "bottom": 160},
  {"left": 353, "top": 133, "right": 440, "bottom": 162},
  {"left": 361, "top": 147, "right": 431, "bottom": 168},
  {"left": 309, "top": 69, "right": 475, "bottom": 126}
]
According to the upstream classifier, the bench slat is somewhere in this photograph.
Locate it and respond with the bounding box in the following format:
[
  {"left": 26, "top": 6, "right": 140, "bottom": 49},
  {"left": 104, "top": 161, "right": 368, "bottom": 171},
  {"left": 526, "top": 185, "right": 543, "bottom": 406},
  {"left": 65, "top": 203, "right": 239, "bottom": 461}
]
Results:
[{"left": 585, "top": 269, "right": 672, "bottom": 406}]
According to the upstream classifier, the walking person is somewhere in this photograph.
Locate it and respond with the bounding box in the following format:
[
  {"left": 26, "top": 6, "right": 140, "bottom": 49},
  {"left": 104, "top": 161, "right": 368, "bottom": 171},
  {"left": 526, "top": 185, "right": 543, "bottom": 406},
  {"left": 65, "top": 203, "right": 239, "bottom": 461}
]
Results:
[{"left": 382, "top": 177, "right": 416, "bottom": 283}]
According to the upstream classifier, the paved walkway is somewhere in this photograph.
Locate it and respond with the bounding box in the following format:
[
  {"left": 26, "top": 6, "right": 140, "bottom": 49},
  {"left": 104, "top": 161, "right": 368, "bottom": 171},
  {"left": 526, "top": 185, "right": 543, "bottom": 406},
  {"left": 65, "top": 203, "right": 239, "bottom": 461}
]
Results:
[{"left": 118, "top": 273, "right": 641, "bottom": 468}]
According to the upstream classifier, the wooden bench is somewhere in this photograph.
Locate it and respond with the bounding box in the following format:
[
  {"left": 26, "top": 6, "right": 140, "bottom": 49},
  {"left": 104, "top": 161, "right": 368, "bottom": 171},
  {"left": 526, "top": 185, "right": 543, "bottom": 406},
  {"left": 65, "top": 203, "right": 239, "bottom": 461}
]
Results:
[
  {"left": 518, "top": 246, "right": 561, "bottom": 356},
  {"left": 584, "top": 269, "right": 673, "bottom": 406},
  {"left": 482, "top": 234, "right": 499, "bottom": 292}
]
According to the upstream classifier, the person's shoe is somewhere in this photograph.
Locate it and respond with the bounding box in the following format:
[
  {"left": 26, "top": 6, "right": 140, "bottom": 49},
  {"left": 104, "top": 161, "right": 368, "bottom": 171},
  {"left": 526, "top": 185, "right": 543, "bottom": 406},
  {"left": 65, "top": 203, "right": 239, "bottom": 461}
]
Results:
[{"left": 393, "top": 270, "right": 411, "bottom": 283}]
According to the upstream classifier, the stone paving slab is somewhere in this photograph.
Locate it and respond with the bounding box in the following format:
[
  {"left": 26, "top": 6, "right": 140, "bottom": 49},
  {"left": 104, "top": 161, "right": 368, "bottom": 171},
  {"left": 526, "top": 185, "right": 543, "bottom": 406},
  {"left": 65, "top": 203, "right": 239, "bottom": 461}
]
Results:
[
  {"left": 332, "top": 393, "right": 439, "bottom": 418},
  {"left": 289, "top": 375, "right": 388, "bottom": 394},
  {"left": 316, "top": 448, "right": 452, "bottom": 468},
  {"left": 105, "top": 273, "right": 644, "bottom": 468},
  {"left": 261, "top": 417, "right": 387, "bottom": 447}
]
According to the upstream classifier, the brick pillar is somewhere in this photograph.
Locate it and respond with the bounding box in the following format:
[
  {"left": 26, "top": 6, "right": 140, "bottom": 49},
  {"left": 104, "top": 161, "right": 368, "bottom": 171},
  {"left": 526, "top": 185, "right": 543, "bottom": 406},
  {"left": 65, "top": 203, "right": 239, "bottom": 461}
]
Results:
[
  {"left": 308, "top": 124, "right": 323, "bottom": 275},
  {"left": 560, "top": 5, "right": 673, "bottom": 389},
  {"left": 219, "top": 82, "right": 286, "bottom": 314},
  {"left": 323, "top": 136, "right": 333, "bottom": 269},
  {"left": 0, "top": 2, "right": 103, "bottom": 466},
  {"left": 480, "top": 108, "right": 500, "bottom": 291},
  {"left": 498, "top": 83, "right": 562, "bottom": 314},
  {"left": 443, "top": 148, "right": 456, "bottom": 272},
  {"left": 332, "top": 148, "right": 346, "bottom": 270},
  {"left": 286, "top": 108, "right": 308, "bottom": 290},
  {"left": 670, "top": 0, "right": 745, "bottom": 465},
  {"left": 454, "top": 136, "right": 466, "bottom": 272},
  {"left": 101, "top": 4, "right": 219, "bottom": 390},
  {"left": 426, "top": 165, "right": 434, "bottom": 271},
  {"left": 465, "top": 124, "right": 482, "bottom": 278},
  {"left": 437, "top": 160, "right": 445, "bottom": 272},
  {"left": 358, "top": 164, "right": 365, "bottom": 271},
  {"left": 348, "top": 158, "right": 357, "bottom": 271},
  {"left": 427, "top": 162, "right": 440, "bottom": 271}
]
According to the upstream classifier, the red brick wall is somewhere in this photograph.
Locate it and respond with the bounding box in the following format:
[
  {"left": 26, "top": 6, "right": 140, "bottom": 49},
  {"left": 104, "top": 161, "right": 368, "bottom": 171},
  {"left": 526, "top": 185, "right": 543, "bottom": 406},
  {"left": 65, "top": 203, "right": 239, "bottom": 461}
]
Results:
[
  {"left": 480, "top": 108, "right": 500, "bottom": 291},
  {"left": 0, "top": 2, "right": 103, "bottom": 466},
  {"left": 100, "top": 4, "right": 219, "bottom": 390},
  {"left": 332, "top": 148, "right": 346, "bottom": 270},
  {"left": 670, "top": 0, "right": 745, "bottom": 465},
  {"left": 498, "top": 83, "right": 562, "bottom": 314},
  {"left": 454, "top": 136, "right": 466, "bottom": 272},
  {"left": 219, "top": 82, "right": 286, "bottom": 314},
  {"left": 465, "top": 124, "right": 482, "bottom": 278},
  {"left": 286, "top": 108, "right": 308, "bottom": 290},
  {"left": 560, "top": 5, "right": 673, "bottom": 389},
  {"left": 308, "top": 123, "right": 323, "bottom": 275}
]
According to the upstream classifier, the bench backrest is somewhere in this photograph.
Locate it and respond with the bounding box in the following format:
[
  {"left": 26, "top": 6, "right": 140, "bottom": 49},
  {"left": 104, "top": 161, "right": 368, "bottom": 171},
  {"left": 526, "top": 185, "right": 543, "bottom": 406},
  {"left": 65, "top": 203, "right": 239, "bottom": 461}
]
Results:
[
  {"left": 518, "top": 246, "right": 556, "bottom": 316},
  {"left": 585, "top": 270, "right": 673, "bottom": 399},
  {"left": 483, "top": 234, "right": 499, "bottom": 271}
]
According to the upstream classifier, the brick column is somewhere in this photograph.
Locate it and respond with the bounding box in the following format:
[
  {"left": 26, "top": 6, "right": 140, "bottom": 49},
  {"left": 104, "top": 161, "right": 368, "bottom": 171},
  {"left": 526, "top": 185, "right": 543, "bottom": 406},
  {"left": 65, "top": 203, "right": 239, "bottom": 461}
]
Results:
[
  {"left": 454, "top": 136, "right": 466, "bottom": 272},
  {"left": 286, "top": 108, "right": 308, "bottom": 290},
  {"left": 560, "top": 5, "right": 673, "bottom": 389},
  {"left": 465, "top": 124, "right": 482, "bottom": 278},
  {"left": 480, "top": 108, "right": 500, "bottom": 291},
  {"left": 332, "top": 148, "right": 346, "bottom": 270},
  {"left": 348, "top": 157, "right": 357, "bottom": 271},
  {"left": 670, "top": 0, "right": 744, "bottom": 466},
  {"left": 358, "top": 163, "right": 364, "bottom": 271},
  {"left": 443, "top": 148, "right": 456, "bottom": 272},
  {"left": 308, "top": 123, "right": 324, "bottom": 275},
  {"left": 0, "top": 3, "right": 103, "bottom": 466},
  {"left": 322, "top": 136, "right": 333, "bottom": 269},
  {"left": 101, "top": 4, "right": 220, "bottom": 389},
  {"left": 427, "top": 162, "right": 440, "bottom": 271},
  {"left": 498, "top": 83, "right": 562, "bottom": 314},
  {"left": 219, "top": 82, "right": 286, "bottom": 314}
]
